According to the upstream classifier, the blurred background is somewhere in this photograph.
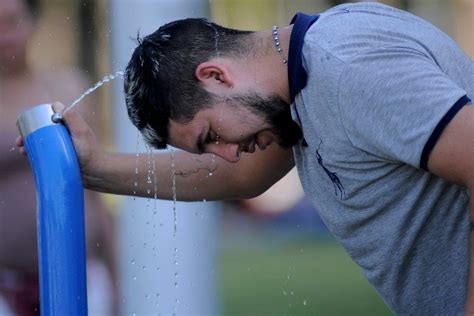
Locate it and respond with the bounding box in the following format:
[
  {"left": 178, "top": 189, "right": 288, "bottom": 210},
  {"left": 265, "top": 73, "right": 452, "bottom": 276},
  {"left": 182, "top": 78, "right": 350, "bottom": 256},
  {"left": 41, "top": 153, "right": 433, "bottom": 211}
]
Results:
[{"left": 0, "top": 0, "right": 472, "bottom": 315}]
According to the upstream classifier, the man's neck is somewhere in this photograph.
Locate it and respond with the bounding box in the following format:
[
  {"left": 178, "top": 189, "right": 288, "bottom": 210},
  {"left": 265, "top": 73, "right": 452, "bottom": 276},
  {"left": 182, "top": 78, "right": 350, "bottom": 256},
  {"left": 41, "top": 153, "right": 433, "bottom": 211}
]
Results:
[
  {"left": 253, "top": 25, "right": 292, "bottom": 104},
  {"left": 275, "top": 25, "right": 293, "bottom": 104}
]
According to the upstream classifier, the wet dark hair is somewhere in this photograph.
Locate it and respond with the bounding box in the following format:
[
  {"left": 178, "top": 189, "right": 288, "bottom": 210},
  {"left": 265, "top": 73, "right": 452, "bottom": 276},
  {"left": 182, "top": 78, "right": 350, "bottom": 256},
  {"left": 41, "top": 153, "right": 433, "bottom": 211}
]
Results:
[{"left": 124, "top": 18, "right": 254, "bottom": 149}]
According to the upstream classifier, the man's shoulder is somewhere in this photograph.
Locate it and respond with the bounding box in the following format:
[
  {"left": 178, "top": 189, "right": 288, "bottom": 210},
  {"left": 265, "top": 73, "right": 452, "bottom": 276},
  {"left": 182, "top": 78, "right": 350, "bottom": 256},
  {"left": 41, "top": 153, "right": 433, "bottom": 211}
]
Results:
[{"left": 305, "top": 2, "right": 426, "bottom": 55}]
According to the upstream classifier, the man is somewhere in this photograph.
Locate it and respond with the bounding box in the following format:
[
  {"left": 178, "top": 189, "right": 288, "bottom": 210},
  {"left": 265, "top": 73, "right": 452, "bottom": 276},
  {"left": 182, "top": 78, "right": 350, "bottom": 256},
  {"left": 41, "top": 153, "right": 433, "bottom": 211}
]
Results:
[
  {"left": 20, "top": 2, "right": 473, "bottom": 314},
  {"left": 1, "top": 0, "right": 117, "bottom": 314}
]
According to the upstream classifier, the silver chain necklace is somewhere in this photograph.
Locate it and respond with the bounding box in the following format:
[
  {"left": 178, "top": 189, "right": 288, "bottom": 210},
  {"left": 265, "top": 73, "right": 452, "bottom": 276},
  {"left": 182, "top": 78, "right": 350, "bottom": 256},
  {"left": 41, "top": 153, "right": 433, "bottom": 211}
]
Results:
[{"left": 272, "top": 25, "right": 288, "bottom": 64}]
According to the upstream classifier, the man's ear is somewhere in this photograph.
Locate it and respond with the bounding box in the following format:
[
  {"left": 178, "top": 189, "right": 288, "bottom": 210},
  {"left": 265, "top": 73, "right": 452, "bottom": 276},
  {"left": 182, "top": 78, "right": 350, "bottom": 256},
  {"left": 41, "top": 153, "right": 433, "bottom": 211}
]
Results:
[{"left": 195, "top": 61, "right": 234, "bottom": 91}]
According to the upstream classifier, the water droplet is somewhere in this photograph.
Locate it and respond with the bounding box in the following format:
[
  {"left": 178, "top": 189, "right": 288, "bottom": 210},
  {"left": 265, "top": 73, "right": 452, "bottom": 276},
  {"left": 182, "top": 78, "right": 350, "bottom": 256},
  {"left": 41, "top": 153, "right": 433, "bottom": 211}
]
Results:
[
  {"left": 170, "top": 147, "right": 178, "bottom": 236},
  {"left": 303, "top": 300, "right": 307, "bottom": 306},
  {"left": 133, "top": 276, "right": 137, "bottom": 281}
]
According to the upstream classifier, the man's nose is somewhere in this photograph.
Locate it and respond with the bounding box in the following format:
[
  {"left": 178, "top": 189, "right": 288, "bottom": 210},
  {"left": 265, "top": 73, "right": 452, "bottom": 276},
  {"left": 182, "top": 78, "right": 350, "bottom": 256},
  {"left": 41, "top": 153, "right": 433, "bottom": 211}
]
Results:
[{"left": 208, "top": 142, "right": 240, "bottom": 163}]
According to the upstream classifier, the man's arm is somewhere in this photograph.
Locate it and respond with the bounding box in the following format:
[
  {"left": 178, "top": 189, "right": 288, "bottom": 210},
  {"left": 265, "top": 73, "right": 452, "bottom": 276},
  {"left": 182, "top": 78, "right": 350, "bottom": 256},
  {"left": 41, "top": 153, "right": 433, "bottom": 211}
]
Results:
[
  {"left": 87, "top": 144, "right": 294, "bottom": 201},
  {"left": 427, "top": 104, "right": 474, "bottom": 314},
  {"left": 53, "top": 102, "right": 295, "bottom": 202}
]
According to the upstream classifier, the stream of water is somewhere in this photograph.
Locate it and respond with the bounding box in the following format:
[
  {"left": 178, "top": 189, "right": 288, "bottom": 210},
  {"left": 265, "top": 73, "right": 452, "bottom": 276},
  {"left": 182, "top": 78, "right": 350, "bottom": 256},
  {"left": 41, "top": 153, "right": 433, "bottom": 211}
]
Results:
[{"left": 51, "top": 70, "right": 124, "bottom": 122}]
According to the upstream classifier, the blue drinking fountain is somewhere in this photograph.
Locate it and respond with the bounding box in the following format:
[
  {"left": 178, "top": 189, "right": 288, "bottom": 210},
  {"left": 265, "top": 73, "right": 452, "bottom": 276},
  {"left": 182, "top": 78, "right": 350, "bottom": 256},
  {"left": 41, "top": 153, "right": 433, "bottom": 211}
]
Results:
[{"left": 17, "top": 103, "right": 88, "bottom": 315}]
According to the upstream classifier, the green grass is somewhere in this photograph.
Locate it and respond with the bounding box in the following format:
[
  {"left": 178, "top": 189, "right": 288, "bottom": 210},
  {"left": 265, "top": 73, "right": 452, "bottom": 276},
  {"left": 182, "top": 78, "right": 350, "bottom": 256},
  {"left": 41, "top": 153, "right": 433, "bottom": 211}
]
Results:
[{"left": 218, "top": 237, "right": 391, "bottom": 316}]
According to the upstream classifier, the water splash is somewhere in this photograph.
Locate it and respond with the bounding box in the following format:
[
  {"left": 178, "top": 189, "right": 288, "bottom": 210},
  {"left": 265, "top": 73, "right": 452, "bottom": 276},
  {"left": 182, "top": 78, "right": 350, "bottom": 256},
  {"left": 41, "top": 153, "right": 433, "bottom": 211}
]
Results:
[
  {"left": 145, "top": 144, "right": 154, "bottom": 215},
  {"left": 152, "top": 147, "right": 158, "bottom": 210},
  {"left": 173, "top": 247, "right": 179, "bottom": 292},
  {"left": 68, "top": 70, "right": 123, "bottom": 112},
  {"left": 169, "top": 148, "right": 180, "bottom": 314},
  {"left": 170, "top": 147, "right": 177, "bottom": 237},
  {"left": 133, "top": 131, "right": 141, "bottom": 197},
  {"left": 209, "top": 154, "right": 216, "bottom": 177},
  {"left": 53, "top": 70, "right": 124, "bottom": 122}
]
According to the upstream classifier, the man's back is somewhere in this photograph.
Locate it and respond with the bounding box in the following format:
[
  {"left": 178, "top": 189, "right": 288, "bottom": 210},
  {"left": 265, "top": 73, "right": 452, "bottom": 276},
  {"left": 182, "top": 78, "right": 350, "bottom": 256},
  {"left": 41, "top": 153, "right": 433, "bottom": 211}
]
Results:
[{"left": 290, "top": 2, "right": 473, "bottom": 313}]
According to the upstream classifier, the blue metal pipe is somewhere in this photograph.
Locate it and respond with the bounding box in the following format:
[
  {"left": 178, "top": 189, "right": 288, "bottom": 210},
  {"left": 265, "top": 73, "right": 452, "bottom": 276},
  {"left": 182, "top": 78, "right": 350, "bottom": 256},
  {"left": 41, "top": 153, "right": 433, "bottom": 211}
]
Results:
[{"left": 17, "top": 104, "right": 88, "bottom": 315}]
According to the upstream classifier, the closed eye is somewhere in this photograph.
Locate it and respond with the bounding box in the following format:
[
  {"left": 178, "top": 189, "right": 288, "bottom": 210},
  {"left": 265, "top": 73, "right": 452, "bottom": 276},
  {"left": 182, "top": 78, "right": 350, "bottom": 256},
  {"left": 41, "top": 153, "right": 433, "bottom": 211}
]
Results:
[{"left": 196, "top": 130, "right": 219, "bottom": 155}]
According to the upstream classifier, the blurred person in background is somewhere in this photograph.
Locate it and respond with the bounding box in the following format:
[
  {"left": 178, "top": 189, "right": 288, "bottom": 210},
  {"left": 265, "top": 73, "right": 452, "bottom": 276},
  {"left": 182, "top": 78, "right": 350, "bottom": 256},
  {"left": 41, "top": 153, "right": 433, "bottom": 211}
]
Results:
[{"left": 0, "top": 0, "right": 117, "bottom": 315}]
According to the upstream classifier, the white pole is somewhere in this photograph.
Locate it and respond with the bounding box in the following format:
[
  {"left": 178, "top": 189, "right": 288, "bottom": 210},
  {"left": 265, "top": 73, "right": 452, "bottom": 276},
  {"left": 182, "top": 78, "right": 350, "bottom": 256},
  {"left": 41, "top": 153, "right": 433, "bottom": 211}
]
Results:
[{"left": 108, "top": 1, "right": 219, "bottom": 315}]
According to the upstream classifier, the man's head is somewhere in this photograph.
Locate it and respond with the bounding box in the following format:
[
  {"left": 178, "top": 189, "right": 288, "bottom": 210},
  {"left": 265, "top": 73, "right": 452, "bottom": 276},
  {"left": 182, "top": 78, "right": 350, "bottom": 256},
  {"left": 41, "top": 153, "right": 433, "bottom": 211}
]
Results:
[{"left": 124, "top": 18, "right": 302, "bottom": 162}]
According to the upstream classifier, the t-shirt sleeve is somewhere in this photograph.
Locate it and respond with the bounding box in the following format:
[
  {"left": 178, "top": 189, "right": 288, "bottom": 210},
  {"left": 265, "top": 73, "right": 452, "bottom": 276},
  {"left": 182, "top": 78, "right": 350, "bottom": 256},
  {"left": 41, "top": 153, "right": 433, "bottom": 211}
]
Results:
[{"left": 338, "top": 46, "right": 471, "bottom": 169}]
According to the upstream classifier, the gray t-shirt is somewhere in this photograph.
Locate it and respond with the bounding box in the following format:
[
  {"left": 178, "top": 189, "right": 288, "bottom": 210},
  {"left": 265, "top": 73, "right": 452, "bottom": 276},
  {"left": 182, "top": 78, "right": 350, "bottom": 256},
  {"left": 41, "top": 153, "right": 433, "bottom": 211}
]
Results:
[{"left": 289, "top": 2, "right": 474, "bottom": 314}]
